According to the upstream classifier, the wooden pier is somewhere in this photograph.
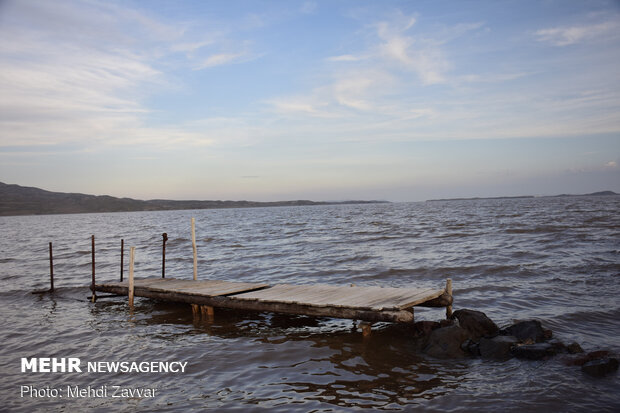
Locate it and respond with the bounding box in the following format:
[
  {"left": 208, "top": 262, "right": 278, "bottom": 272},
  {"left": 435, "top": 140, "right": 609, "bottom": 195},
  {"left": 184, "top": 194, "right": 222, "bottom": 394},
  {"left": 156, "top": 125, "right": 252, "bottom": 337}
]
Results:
[
  {"left": 42, "top": 220, "right": 453, "bottom": 330},
  {"left": 94, "top": 277, "right": 453, "bottom": 324}
]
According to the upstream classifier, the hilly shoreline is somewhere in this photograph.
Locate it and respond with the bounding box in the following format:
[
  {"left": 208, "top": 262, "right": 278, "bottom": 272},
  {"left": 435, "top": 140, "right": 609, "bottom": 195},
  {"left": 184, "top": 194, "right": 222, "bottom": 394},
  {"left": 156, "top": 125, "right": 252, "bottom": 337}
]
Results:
[
  {"left": 426, "top": 191, "right": 618, "bottom": 202},
  {"left": 0, "top": 182, "right": 387, "bottom": 217}
]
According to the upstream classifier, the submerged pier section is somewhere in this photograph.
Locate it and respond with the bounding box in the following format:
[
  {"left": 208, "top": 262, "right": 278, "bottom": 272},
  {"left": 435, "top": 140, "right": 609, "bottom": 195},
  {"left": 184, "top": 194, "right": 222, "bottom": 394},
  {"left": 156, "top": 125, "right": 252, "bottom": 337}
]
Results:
[{"left": 95, "top": 277, "right": 453, "bottom": 324}]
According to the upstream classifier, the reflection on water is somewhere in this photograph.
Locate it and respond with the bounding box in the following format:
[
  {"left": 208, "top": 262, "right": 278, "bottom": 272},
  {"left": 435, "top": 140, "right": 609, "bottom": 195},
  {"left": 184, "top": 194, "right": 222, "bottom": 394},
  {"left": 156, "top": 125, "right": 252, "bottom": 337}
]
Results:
[{"left": 1, "top": 197, "right": 619, "bottom": 411}]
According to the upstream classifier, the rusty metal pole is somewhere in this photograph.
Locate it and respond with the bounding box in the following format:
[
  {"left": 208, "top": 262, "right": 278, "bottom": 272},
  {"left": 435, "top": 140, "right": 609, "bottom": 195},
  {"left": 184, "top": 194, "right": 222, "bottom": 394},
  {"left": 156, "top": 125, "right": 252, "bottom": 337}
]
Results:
[
  {"left": 49, "top": 242, "right": 54, "bottom": 292},
  {"left": 162, "top": 233, "right": 168, "bottom": 278},
  {"left": 120, "top": 239, "right": 124, "bottom": 282},
  {"left": 91, "top": 235, "right": 96, "bottom": 302},
  {"left": 128, "top": 246, "right": 135, "bottom": 308}
]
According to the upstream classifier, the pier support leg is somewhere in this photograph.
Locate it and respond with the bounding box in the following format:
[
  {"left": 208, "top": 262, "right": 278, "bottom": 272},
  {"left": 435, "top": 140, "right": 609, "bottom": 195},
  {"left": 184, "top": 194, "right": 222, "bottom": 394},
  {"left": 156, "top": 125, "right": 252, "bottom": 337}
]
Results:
[
  {"left": 200, "top": 305, "right": 214, "bottom": 322},
  {"left": 445, "top": 278, "right": 453, "bottom": 319},
  {"left": 191, "top": 304, "right": 200, "bottom": 319},
  {"left": 358, "top": 321, "right": 373, "bottom": 338}
]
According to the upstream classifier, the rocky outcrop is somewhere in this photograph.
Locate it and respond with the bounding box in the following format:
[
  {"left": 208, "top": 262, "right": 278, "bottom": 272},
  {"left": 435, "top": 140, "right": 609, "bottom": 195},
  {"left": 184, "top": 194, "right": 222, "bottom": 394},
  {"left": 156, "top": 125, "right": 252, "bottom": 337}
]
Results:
[
  {"left": 416, "top": 308, "right": 617, "bottom": 377},
  {"left": 451, "top": 309, "right": 499, "bottom": 340},
  {"left": 412, "top": 320, "right": 441, "bottom": 338},
  {"left": 422, "top": 325, "right": 470, "bottom": 359},
  {"left": 581, "top": 358, "right": 619, "bottom": 377},
  {"left": 479, "top": 335, "right": 519, "bottom": 360},
  {"left": 499, "top": 320, "right": 546, "bottom": 343},
  {"left": 512, "top": 342, "right": 557, "bottom": 360},
  {"left": 567, "top": 342, "right": 584, "bottom": 354}
]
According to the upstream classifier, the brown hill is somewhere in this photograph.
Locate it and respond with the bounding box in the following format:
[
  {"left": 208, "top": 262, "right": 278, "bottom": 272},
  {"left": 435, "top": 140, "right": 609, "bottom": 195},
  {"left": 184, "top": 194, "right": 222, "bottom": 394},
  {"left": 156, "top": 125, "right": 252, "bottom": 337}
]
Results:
[{"left": 0, "top": 182, "right": 386, "bottom": 216}]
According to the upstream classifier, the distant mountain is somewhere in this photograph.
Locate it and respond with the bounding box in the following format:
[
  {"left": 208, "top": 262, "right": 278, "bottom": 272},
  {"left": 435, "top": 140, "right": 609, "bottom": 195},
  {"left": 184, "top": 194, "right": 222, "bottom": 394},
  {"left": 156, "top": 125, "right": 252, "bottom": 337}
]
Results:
[
  {"left": 427, "top": 191, "right": 618, "bottom": 202},
  {"left": 0, "top": 182, "right": 387, "bottom": 216},
  {"left": 550, "top": 191, "right": 618, "bottom": 197}
]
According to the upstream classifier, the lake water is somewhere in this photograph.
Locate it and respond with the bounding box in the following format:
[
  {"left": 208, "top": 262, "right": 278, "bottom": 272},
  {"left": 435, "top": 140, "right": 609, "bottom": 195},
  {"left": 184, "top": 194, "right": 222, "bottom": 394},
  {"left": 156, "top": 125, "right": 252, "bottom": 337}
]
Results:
[{"left": 1, "top": 196, "right": 619, "bottom": 412}]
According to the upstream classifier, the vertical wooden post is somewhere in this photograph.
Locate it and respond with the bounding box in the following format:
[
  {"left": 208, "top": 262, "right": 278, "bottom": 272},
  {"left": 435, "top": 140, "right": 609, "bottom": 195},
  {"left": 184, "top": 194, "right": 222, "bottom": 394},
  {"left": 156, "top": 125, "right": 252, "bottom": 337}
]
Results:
[
  {"left": 200, "top": 305, "right": 215, "bottom": 322},
  {"left": 162, "top": 233, "right": 168, "bottom": 278},
  {"left": 359, "top": 321, "right": 372, "bottom": 337},
  {"left": 446, "top": 278, "right": 453, "bottom": 319},
  {"left": 128, "top": 246, "right": 135, "bottom": 308},
  {"left": 120, "top": 239, "right": 124, "bottom": 282},
  {"left": 48, "top": 242, "right": 54, "bottom": 292},
  {"left": 191, "top": 218, "right": 197, "bottom": 281},
  {"left": 91, "top": 235, "right": 96, "bottom": 303}
]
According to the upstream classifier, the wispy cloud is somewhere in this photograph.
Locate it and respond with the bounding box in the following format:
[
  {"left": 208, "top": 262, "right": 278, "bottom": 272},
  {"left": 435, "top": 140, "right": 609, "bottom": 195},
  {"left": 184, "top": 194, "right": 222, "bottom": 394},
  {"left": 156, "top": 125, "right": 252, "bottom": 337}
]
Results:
[
  {"left": 327, "top": 54, "right": 365, "bottom": 62},
  {"left": 534, "top": 21, "right": 619, "bottom": 46},
  {"left": 170, "top": 39, "right": 216, "bottom": 54},
  {"left": 266, "top": 96, "right": 336, "bottom": 118},
  {"left": 268, "top": 11, "right": 480, "bottom": 120},
  {"left": 301, "top": 1, "right": 317, "bottom": 14},
  {"left": 373, "top": 15, "right": 450, "bottom": 85},
  {"left": 0, "top": 0, "right": 255, "bottom": 148},
  {"left": 0, "top": 1, "right": 163, "bottom": 146},
  {"left": 195, "top": 52, "right": 249, "bottom": 69}
]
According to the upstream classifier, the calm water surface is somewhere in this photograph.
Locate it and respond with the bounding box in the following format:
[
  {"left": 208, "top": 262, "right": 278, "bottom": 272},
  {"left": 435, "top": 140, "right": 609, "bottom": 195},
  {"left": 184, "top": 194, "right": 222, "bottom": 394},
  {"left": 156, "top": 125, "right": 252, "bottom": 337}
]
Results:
[{"left": 0, "top": 197, "right": 619, "bottom": 412}]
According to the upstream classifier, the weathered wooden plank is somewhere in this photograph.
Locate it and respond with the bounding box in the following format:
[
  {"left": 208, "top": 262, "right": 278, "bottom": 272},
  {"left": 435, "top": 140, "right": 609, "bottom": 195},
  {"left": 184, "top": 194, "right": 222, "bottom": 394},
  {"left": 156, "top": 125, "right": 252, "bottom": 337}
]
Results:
[
  {"left": 95, "top": 283, "right": 415, "bottom": 323},
  {"left": 98, "top": 278, "right": 269, "bottom": 297},
  {"left": 94, "top": 277, "right": 451, "bottom": 323},
  {"left": 416, "top": 290, "right": 453, "bottom": 307},
  {"left": 232, "top": 283, "right": 445, "bottom": 311}
]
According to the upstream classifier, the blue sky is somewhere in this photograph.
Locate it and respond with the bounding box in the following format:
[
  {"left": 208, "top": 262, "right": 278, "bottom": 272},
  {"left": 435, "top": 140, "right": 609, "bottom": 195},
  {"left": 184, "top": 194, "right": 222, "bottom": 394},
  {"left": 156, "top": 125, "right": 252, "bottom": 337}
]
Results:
[{"left": 0, "top": 0, "right": 619, "bottom": 201}]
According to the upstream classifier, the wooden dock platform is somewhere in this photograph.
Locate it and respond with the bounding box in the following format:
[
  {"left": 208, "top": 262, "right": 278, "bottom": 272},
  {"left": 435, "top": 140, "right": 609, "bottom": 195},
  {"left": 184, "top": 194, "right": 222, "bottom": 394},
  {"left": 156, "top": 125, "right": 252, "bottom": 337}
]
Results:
[{"left": 95, "top": 277, "right": 453, "bottom": 324}]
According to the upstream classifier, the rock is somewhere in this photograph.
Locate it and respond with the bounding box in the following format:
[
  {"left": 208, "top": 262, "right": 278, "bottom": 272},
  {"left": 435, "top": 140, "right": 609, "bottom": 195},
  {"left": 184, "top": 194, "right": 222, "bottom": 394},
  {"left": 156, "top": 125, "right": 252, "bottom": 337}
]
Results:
[
  {"left": 423, "top": 325, "right": 470, "bottom": 359},
  {"left": 451, "top": 309, "right": 499, "bottom": 340},
  {"left": 547, "top": 339, "right": 567, "bottom": 353},
  {"left": 412, "top": 321, "right": 441, "bottom": 338},
  {"left": 581, "top": 358, "right": 619, "bottom": 377},
  {"left": 512, "top": 342, "right": 557, "bottom": 360},
  {"left": 567, "top": 342, "right": 584, "bottom": 354},
  {"left": 479, "top": 335, "right": 519, "bottom": 360},
  {"left": 500, "top": 320, "right": 546, "bottom": 343},
  {"left": 565, "top": 350, "right": 611, "bottom": 366},
  {"left": 461, "top": 339, "right": 480, "bottom": 356}
]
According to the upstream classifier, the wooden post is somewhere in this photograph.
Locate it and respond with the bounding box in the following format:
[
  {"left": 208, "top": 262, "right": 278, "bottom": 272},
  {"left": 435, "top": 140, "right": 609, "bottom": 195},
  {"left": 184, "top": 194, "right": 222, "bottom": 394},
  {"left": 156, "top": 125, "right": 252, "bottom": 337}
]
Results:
[
  {"left": 191, "top": 218, "right": 197, "bottom": 281},
  {"left": 128, "top": 246, "right": 135, "bottom": 307},
  {"left": 198, "top": 305, "right": 214, "bottom": 322},
  {"left": 162, "top": 233, "right": 168, "bottom": 278},
  {"left": 48, "top": 242, "right": 54, "bottom": 292},
  {"left": 91, "top": 235, "right": 96, "bottom": 303},
  {"left": 120, "top": 239, "right": 124, "bottom": 282},
  {"left": 359, "top": 321, "right": 372, "bottom": 337},
  {"left": 446, "top": 278, "right": 453, "bottom": 319}
]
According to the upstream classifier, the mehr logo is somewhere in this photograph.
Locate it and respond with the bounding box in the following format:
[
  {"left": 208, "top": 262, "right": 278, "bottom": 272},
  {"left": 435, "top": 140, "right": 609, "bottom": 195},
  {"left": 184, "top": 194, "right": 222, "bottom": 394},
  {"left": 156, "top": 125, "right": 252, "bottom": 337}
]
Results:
[{"left": 21, "top": 358, "right": 82, "bottom": 373}]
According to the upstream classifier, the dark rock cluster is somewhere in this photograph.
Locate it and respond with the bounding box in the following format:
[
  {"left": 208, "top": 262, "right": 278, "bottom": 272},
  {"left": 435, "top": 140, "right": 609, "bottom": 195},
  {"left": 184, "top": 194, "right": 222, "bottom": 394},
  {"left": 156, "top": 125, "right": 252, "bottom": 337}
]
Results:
[{"left": 411, "top": 308, "right": 618, "bottom": 378}]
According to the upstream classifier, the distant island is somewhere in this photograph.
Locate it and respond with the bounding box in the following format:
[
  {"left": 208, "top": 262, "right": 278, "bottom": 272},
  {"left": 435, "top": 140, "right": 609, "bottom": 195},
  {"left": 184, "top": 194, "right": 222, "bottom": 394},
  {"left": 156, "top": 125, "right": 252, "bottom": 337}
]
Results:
[
  {"left": 0, "top": 182, "right": 388, "bottom": 216},
  {"left": 426, "top": 191, "right": 618, "bottom": 202}
]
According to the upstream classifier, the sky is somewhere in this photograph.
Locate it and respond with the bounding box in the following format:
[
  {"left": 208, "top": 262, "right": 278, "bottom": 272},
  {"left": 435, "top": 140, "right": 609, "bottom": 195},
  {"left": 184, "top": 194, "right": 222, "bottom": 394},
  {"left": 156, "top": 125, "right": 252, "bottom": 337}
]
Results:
[{"left": 0, "top": 0, "right": 619, "bottom": 202}]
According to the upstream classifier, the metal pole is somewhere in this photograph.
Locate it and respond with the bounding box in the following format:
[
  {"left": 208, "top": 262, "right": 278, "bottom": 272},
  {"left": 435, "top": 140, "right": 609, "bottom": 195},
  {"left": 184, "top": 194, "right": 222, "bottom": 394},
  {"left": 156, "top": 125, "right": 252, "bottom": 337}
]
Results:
[
  {"left": 120, "top": 239, "right": 124, "bottom": 282},
  {"left": 91, "top": 235, "right": 96, "bottom": 303},
  {"left": 49, "top": 242, "right": 54, "bottom": 292},
  {"left": 128, "top": 246, "right": 135, "bottom": 307},
  {"left": 191, "top": 218, "right": 197, "bottom": 281},
  {"left": 162, "top": 233, "right": 168, "bottom": 278}
]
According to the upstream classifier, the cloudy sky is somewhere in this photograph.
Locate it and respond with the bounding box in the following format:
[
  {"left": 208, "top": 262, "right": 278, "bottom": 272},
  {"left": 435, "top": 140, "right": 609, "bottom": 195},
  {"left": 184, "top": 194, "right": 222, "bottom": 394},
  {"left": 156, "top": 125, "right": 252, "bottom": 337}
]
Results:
[{"left": 1, "top": 0, "right": 619, "bottom": 201}]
